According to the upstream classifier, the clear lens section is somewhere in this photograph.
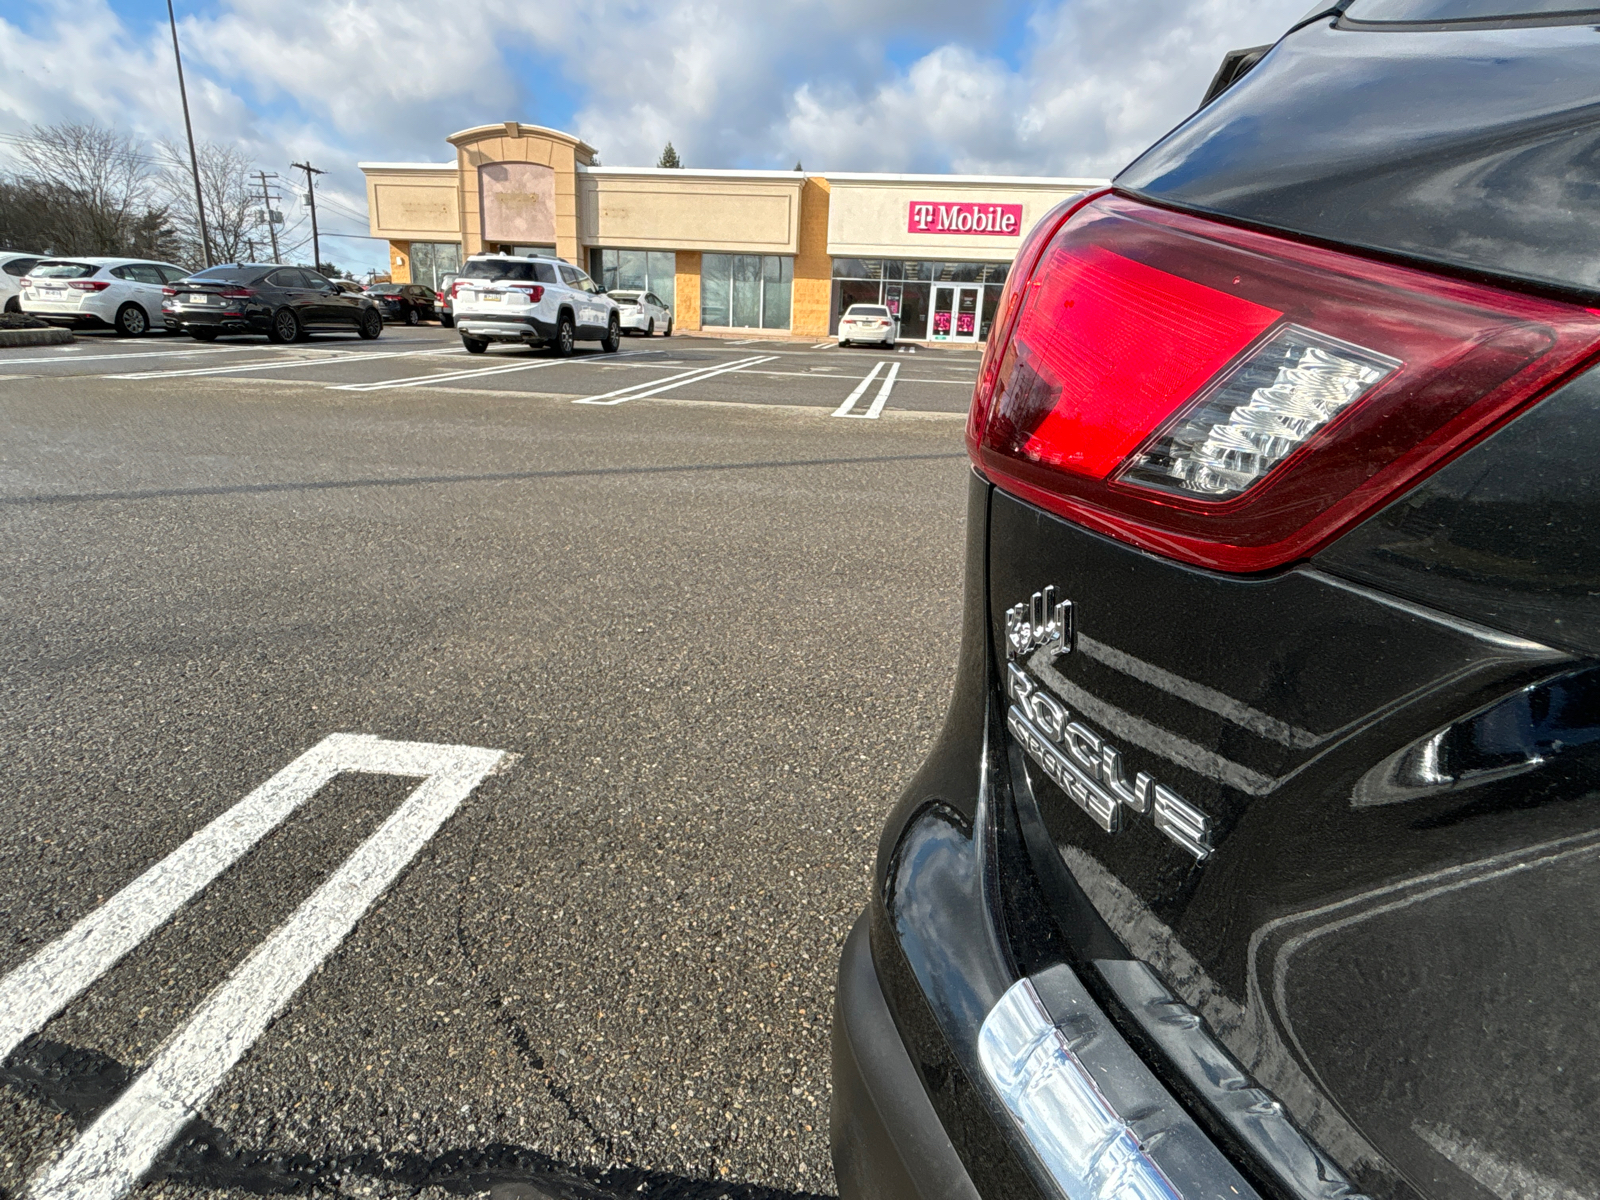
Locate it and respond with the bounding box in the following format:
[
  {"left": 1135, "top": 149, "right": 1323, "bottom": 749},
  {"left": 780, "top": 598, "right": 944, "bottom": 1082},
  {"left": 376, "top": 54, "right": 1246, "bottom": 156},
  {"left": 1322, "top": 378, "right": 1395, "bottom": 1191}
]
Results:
[
  {"left": 1121, "top": 325, "right": 1399, "bottom": 500},
  {"left": 978, "top": 979, "right": 1183, "bottom": 1200}
]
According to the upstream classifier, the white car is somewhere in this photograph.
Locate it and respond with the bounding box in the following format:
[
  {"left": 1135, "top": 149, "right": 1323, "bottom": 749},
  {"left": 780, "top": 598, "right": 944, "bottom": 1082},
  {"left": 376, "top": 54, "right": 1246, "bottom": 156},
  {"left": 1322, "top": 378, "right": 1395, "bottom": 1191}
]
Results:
[
  {"left": 20, "top": 257, "right": 190, "bottom": 336},
  {"left": 838, "top": 303, "right": 896, "bottom": 348},
  {"left": 451, "top": 254, "right": 620, "bottom": 355},
  {"left": 1, "top": 252, "right": 44, "bottom": 314},
  {"left": 608, "top": 289, "right": 673, "bottom": 337}
]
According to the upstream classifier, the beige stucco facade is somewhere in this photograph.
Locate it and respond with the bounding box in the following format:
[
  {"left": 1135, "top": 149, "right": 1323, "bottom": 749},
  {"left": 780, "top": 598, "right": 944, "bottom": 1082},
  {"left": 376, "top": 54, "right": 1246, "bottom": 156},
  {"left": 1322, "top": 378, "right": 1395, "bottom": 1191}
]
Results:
[{"left": 361, "top": 122, "right": 1105, "bottom": 340}]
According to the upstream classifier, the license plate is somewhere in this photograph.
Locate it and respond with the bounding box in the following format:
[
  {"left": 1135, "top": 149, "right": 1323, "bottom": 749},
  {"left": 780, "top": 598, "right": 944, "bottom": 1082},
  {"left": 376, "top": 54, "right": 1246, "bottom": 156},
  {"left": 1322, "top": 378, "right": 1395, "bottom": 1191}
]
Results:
[
  {"left": 185, "top": 294, "right": 208, "bottom": 304},
  {"left": 39, "top": 287, "right": 64, "bottom": 296},
  {"left": 482, "top": 293, "right": 501, "bottom": 303}
]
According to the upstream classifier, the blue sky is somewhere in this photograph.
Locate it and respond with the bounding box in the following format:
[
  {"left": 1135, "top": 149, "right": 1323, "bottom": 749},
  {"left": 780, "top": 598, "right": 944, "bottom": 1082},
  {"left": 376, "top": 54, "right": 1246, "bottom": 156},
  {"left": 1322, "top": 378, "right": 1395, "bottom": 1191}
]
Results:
[{"left": 0, "top": 0, "right": 1313, "bottom": 273}]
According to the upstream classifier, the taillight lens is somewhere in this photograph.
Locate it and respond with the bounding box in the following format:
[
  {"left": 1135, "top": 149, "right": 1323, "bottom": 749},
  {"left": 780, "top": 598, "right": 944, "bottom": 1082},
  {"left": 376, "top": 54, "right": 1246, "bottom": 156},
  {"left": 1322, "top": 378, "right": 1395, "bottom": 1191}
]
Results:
[
  {"left": 19, "top": 277, "right": 32, "bottom": 288},
  {"left": 508, "top": 284, "right": 544, "bottom": 303},
  {"left": 452, "top": 280, "right": 471, "bottom": 298},
  {"left": 972, "top": 193, "right": 1600, "bottom": 572},
  {"left": 219, "top": 287, "right": 254, "bottom": 299},
  {"left": 970, "top": 189, "right": 1109, "bottom": 452},
  {"left": 67, "top": 279, "right": 112, "bottom": 291},
  {"left": 162, "top": 286, "right": 177, "bottom": 296}
]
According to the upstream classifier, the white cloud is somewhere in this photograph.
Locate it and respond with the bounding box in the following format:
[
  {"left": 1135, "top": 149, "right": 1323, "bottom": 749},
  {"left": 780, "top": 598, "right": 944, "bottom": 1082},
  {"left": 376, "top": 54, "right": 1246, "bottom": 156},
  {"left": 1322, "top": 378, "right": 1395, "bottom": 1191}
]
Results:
[{"left": 0, "top": 0, "right": 1316, "bottom": 269}]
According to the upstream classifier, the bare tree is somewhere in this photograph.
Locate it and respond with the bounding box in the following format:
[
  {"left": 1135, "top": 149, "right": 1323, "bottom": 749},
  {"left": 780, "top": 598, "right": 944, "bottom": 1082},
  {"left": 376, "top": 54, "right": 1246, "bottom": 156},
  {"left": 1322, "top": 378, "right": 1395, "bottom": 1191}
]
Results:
[
  {"left": 10, "top": 123, "right": 169, "bottom": 257},
  {"left": 157, "top": 138, "right": 267, "bottom": 265}
]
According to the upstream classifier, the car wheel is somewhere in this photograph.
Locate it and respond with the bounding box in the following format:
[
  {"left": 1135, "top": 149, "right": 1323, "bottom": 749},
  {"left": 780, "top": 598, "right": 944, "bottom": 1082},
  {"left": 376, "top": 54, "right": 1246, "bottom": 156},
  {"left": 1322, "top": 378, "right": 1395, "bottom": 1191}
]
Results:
[
  {"left": 839, "top": 338, "right": 850, "bottom": 347},
  {"left": 440, "top": 313, "right": 454, "bottom": 328},
  {"left": 646, "top": 319, "right": 655, "bottom": 337},
  {"left": 665, "top": 318, "right": 673, "bottom": 337},
  {"left": 462, "top": 336, "right": 489, "bottom": 354},
  {"left": 114, "top": 303, "right": 149, "bottom": 337},
  {"left": 3, "top": 296, "right": 19, "bottom": 314},
  {"left": 602, "top": 314, "right": 621, "bottom": 354},
  {"left": 553, "top": 313, "right": 576, "bottom": 357},
  {"left": 268, "top": 307, "right": 303, "bottom": 344},
  {"left": 188, "top": 327, "right": 218, "bottom": 342},
  {"left": 405, "top": 307, "right": 420, "bottom": 326},
  {"left": 358, "top": 309, "right": 383, "bottom": 340}
]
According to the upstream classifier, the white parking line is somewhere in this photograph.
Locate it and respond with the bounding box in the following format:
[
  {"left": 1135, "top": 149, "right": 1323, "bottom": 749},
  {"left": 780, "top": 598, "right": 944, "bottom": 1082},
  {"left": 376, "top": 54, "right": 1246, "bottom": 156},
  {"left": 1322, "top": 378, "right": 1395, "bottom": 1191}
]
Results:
[
  {"left": 13, "top": 733, "right": 512, "bottom": 1200},
  {"left": 832, "top": 361, "right": 900, "bottom": 418},
  {"left": 831, "top": 361, "right": 884, "bottom": 417},
  {"left": 811, "top": 341, "right": 836, "bottom": 350},
  {"left": 574, "top": 355, "right": 777, "bottom": 405},
  {"left": 331, "top": 350, "right": 659, "bottom": 392},
  {"left": 0, "top": 346, "right": 261, "bottom": 369},
  {"left": 106, "top": 348, "right": 454, "bottom": 381}
]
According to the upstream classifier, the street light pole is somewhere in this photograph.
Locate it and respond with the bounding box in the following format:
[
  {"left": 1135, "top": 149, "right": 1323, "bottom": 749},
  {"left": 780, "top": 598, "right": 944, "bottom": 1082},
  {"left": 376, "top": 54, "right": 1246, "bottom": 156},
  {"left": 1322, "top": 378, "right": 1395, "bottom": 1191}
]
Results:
[
  {"left": 166, "top": 0, "right": 213, "bottom": 267},
  {"left": 291, "top": 160, "right": 325, "bottom": 272}
]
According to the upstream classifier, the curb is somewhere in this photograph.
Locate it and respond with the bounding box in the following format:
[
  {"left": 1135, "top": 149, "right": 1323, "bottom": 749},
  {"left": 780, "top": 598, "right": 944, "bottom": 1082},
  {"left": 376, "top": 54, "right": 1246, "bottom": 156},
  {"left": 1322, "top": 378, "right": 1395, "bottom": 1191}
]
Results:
[{"left": 0, "top": 327, "right": 74, "bottom": 348}]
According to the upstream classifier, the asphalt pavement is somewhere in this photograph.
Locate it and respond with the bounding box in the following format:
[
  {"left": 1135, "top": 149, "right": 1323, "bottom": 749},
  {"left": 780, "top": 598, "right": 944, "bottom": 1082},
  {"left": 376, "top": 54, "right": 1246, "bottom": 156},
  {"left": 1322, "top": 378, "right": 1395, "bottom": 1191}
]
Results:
[{"left": 0, "top": 325, "right": 978, "bottom": 1200}]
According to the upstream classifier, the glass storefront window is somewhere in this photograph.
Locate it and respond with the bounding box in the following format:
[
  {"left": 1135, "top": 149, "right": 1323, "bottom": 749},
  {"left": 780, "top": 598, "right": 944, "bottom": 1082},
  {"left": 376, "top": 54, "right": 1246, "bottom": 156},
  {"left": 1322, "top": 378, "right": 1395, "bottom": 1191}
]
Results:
[
  {"left": 409, "top": 241, "right": 462, "bottom": 291},
  {"left": 829, "top": 257, "right": 1009, "bottom": 341},
  {"left": 702, "top": 254, "right": 793, "bottom": 329},
  {"left": 590, "top": 249, "right": 676, "bottom": 311}
]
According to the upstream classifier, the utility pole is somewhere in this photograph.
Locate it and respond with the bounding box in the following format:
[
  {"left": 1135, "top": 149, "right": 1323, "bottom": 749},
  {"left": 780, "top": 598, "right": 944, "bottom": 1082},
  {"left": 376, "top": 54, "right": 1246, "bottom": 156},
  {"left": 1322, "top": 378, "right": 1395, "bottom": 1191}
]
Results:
[
  {"left": 291, "top": 160, "right": 325, "bottom": 271},
  {"left": 256, "top": 170, "right": 281, "bottom": 263},
  {"left": 246, "top": 236, "right": 256, "bottom": 262},
  {"left": 166, "top": 0, "right": 212, "bottom": 266}
]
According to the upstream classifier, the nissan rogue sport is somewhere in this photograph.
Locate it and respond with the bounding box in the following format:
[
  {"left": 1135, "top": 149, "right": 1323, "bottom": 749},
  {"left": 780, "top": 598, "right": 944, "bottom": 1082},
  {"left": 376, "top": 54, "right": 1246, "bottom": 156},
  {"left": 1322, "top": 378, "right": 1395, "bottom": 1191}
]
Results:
[{"left": 832, "top": 6, "right": 1600, "bottom": 1200}]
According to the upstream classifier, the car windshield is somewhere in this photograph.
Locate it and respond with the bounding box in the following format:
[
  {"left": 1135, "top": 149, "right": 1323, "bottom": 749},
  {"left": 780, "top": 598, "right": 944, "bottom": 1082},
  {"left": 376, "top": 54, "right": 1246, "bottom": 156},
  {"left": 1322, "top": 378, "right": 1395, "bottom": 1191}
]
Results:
[
  {"left": 460, "top": 260, "right": 555, "bottom": 283},
  {"left": 186, "top": 266, "right": 257, "bottom": 283},
  {"left": 609, "top": 291, "right": 642, "bottom": 304},
  {"left": 30, "top": 262, "right": 98, "bottom": 279},
  {"left": 847, "top": 306, "right": 890, "bottom": 318}
]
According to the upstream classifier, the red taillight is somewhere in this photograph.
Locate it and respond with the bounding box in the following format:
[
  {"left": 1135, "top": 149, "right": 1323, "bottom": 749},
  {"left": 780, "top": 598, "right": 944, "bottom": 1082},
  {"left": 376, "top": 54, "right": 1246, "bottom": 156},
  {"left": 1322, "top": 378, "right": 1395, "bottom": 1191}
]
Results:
[
  {"left": 162, "top": 286, "right": 177, "bottom": 296},
  {"left": 452, "top": 280, "right": 470, "bottom": 298},
  {"left": 970, "top": 189, "right": 1110, "bottom": 452},
  {"left": 508, "top": 284, "right": 544, "bottom": 303},
  {"left": 971, "top": 193, "right": 1600, "bottom": 572},
  {"left": 18, "top": 277, "right": 31, "bottom": 288},
  {"left": 219, "top": 287, "right": 254, "bottom": 299},
  {"left": 67, "top": 279, "right": 112, "bottom": 291}
]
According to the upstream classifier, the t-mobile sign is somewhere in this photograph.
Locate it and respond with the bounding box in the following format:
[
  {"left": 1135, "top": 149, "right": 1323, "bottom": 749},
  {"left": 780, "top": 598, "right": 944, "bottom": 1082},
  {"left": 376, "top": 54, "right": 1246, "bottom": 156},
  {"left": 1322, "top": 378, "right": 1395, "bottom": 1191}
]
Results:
[{"left": 908, "top": 201, "right": 1023, "bottom": 236}]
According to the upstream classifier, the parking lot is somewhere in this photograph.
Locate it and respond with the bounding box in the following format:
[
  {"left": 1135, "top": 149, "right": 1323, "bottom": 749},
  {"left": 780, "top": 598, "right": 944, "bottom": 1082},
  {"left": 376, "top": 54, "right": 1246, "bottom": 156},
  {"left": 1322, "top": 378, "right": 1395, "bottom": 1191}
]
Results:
[{"left": 0, "top": 326, "right": 976, "bottom": 1199}]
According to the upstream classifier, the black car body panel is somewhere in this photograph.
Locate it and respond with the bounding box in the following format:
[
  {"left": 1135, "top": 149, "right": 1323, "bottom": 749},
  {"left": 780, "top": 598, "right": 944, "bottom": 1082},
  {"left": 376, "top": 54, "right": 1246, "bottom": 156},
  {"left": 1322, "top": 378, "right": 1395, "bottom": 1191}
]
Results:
[
  {"left": 836, "top": 10, "right": 1600, "bottom": 1200},
  {"left": 1117, "top": 14, "right": 1600, "bottom": 296},
  {"left": 165, "top": 265, "right": 377, "bottom": 337}
]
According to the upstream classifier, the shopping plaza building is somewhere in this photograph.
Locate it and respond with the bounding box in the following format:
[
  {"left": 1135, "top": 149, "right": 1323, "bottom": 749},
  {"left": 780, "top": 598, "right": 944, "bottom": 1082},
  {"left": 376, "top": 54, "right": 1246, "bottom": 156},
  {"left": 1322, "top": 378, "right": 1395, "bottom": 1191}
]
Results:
[{"left": 361, "top": 122, "right": 1105, "bottom": 344}]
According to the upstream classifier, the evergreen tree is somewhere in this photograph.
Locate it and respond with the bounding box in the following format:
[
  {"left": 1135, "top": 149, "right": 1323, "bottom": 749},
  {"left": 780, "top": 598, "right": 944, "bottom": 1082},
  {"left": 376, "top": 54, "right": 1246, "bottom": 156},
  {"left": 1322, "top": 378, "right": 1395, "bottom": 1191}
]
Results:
[
  {"left": 793, "top": 161, "right": 803, "bottom": 172},
  {"left": 657, "top": 142, "right": 683, "bottom": 169}
]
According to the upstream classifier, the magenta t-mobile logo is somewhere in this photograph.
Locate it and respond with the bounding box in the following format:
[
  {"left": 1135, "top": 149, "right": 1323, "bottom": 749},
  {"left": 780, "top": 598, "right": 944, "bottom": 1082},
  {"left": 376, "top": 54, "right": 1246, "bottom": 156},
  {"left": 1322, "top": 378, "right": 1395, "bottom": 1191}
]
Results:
[{"left": 907, "top": 201, "right": 1023, "bottom": 236}]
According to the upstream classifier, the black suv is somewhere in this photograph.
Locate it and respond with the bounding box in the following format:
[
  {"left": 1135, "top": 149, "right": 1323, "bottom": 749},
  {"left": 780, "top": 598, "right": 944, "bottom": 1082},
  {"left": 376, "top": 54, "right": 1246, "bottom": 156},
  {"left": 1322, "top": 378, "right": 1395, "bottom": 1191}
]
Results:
[
  {"left": 833, "top": 7, "right": 1600, "bottom": 1200},
  {"left": 365, "top": 282, "right": 437, "bottom": 325},
  {"left": 164, "top": 264, "right": 383, "bottom": 342}
]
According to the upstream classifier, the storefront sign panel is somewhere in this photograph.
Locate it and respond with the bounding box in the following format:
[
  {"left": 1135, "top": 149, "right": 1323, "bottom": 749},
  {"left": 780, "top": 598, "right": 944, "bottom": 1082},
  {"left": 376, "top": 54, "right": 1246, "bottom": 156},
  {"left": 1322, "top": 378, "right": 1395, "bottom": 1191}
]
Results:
[{"left": 907, "top": 201, "right": 1023, "bottom": 236}]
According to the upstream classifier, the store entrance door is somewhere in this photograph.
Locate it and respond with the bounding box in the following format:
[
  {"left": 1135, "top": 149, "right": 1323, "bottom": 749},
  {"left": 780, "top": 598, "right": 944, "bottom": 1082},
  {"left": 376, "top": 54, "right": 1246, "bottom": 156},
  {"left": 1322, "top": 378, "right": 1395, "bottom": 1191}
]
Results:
[{"left": 929, "top": 284, "right": 981, "bottom": 342}]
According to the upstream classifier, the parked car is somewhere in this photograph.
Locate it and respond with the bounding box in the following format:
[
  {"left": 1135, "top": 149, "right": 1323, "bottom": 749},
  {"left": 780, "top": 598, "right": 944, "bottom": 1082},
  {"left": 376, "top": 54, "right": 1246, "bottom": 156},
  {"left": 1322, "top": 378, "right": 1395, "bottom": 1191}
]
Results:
[
  {"left": 837, "top": 303, "right": 894, "bottom": 348},
  {"left": 437, "top": 274, "right": 457, "bottom": 328},
  {"left": 607, "top": 289, "right": 673, "bottom": 337},
  {"left": 332, "top": 280, "right": 365, "bottom": 295},
  {"left": 833, "top": 8, "right": 1600, "bottom": 1200},
  {"left": 451, "top": 254, "right": 620, "bottom": 355},
  {"left": 365, "top": 282, "right": 437, "bottom": 325},
  {"left": 19, "top": 257, "right": 189, "bottom": 335},
  {"left": 1, "top": 252, "right": 43, "bottom": 314},
  {"left": 163, "top": 264, "right": 383, "bottom": 342}
]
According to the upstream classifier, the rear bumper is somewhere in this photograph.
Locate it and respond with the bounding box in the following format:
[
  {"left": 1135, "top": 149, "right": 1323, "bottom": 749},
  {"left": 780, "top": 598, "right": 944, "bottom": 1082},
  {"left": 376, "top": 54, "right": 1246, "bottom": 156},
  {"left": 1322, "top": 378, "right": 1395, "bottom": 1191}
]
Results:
[
  {"left": 456, "top": 312, "right": 557, "bottom": 342},
  {"left": 165, "top": 309, "right": 265, "bottom": 333},
  {"left": 832, "top": 913, "right": 982, "bottom": 1200}
]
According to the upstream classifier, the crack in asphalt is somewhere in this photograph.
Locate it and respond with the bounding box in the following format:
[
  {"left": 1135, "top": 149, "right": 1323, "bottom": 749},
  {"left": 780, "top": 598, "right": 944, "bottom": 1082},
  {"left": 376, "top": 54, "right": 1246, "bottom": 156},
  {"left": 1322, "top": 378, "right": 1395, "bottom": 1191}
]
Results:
[
  {"left": 0, "top": 453, "right": 968, "bottom": 508},
  {"left": 0, "top": 1038, "right": 832, "bottom": 1200}
]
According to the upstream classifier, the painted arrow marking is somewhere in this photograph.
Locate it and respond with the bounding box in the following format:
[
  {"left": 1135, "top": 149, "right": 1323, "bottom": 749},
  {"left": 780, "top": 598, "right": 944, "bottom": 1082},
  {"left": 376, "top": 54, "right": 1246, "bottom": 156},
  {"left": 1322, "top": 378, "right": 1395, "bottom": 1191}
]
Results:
[{"left": 5, "top": 733, "right": 514, "bottom": 1200}]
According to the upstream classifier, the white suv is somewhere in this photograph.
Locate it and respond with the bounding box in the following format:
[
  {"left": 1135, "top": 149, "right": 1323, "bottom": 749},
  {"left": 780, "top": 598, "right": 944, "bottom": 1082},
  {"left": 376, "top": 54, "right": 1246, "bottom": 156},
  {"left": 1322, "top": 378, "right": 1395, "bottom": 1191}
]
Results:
[
  {"left": 19, "top": 257, "right": 190, "bottom": 336},
  {"left": 451, "top": 254, "right": 621, "bottom": 355}
]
